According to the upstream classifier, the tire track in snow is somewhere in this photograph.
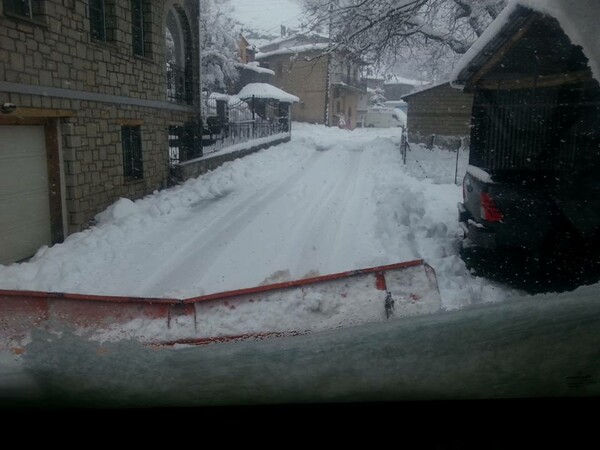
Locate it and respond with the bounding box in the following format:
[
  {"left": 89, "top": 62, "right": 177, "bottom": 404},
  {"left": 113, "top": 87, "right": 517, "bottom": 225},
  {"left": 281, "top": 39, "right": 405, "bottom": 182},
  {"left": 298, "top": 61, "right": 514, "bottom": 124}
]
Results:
[
  {"left": 137, "top": 148, "right": 326, "bottom": 296},
  {"left": 265, "top": 144, "right": 368, "bottom": 278}
]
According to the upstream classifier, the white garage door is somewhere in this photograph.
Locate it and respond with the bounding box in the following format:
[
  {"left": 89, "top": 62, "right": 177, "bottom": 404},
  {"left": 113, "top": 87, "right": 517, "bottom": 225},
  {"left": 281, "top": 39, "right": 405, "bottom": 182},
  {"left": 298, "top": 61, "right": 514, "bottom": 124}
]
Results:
[{"left": 0, "top": 126, "right": 52, "bottom": 265}]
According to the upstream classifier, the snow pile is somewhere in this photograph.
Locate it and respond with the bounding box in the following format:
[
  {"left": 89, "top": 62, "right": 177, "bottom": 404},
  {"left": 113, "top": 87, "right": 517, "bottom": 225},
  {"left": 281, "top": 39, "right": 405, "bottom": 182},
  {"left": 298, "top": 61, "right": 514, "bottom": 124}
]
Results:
[{"left": 237, "top": 83, "right": 299, "bottom": 103}]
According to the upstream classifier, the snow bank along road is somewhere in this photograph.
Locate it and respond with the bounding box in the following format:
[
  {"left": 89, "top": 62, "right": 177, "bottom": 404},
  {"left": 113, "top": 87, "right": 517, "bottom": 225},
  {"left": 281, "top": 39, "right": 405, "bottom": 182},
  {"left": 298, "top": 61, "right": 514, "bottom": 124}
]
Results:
[{"left": 0, "top": 123, "right": 523, "bottom": 310}]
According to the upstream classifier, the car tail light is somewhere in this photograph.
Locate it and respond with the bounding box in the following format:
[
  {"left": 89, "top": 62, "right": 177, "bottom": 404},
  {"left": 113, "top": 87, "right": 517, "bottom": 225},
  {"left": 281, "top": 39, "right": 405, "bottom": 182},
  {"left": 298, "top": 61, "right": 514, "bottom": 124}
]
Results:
[{"left": 480, "top": 192, "right": 503, "bottom": 222}]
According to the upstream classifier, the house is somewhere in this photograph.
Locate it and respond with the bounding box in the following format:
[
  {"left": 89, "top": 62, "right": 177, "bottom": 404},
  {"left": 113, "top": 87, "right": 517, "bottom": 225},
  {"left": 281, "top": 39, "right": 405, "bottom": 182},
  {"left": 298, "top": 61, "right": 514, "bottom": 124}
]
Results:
[
  {"left": 256, "top": 33, "right": 366, "bottom": 127},
  {"left": 401, "top": 82, "right": 474, "bottom": 149},
  {"left": 383, "top": 76, "right": 429, "bottom": 101},
  {"left": 451, "top": 0, "right": 600, "bottom": 168},
  {"left": 0, "top": 0, "right": 201, "bottom": 264},
  {"left": 238, "top": 34, "right": 256, "bottom": 64},
  {"left": 231, "top": 34, "right": 276, "bottom": 93}
]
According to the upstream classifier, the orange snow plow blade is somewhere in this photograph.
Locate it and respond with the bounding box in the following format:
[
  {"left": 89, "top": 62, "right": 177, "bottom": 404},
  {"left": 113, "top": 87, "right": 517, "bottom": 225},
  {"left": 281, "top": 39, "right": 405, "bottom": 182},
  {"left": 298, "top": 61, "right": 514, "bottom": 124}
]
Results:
[{"left": 0, "top": 260, "right": 440, "bottom": 351}]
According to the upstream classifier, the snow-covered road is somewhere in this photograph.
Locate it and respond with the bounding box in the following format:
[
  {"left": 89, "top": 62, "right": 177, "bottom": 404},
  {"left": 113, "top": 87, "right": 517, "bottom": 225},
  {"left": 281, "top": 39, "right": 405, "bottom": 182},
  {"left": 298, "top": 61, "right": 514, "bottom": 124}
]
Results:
[{"left": 0, "top": 123, "right": 519, "bottom": 309}]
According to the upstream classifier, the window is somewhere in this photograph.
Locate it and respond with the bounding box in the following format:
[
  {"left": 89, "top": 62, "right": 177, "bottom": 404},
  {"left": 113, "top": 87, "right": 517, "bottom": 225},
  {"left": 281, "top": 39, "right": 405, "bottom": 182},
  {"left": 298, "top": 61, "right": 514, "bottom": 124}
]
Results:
[
  {"left": 3, "top": 0, "right": 37, "bottom": 19},
  {"left": 121, "top": 126, "right": 143, "bottom": 180},
  {"left": 168, "top": 125, "right": 183, "bottom": 166},
  {"left": 131, "top": 0, "right": 145, "bottom": 56},
  {"left": 89, "top": 0, "right": 106, "bottom": 41},
  {"left": 165, "top": 6, "right": 191, "bottom": 103}
]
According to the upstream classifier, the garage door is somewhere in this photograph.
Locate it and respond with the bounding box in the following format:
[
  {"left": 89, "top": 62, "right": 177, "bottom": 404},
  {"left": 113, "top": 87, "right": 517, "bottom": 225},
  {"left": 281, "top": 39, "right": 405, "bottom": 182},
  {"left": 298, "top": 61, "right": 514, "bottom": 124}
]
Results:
[{"left": 0, "top": 126, "right": 52, "bottom": 265}]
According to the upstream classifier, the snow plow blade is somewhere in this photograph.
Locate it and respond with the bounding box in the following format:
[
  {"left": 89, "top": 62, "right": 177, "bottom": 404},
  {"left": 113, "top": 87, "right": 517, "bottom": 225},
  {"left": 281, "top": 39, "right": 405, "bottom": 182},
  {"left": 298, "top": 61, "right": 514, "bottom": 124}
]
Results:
[{"left": 0, "top": 260, "right": 440, "bottom": 349}]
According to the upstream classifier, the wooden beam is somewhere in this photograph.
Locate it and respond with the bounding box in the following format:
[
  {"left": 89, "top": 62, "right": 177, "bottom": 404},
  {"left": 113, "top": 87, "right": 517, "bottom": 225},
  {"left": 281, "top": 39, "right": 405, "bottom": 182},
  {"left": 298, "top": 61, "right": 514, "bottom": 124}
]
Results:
[
  {"left": 0, "top": 116, "right": 48, "bottom": 125},
  {"left": 0, "top": 107, "right": 75, "bottom": 119},
  {"left": 469, "top": 14, "right": 538, "bottom": 87},
  {"left": 477, "top": 70, "right": 593, "bottom": 90},
  {"left": 117, "top": 119, "right": 144, "bottom": 126}
]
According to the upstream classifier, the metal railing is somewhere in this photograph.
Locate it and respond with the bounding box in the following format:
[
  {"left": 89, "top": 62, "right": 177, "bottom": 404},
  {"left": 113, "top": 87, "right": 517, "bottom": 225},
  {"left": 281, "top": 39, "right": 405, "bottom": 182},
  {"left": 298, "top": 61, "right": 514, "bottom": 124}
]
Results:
[
  {"left": 330, "top": 72, "right": 365, "bottom": 91},
  {"left": 166, "top": 63, "right": 187, "bottom": 103},
  {"left": 201, "top": 97, "right": 290, "bottom": 155}
]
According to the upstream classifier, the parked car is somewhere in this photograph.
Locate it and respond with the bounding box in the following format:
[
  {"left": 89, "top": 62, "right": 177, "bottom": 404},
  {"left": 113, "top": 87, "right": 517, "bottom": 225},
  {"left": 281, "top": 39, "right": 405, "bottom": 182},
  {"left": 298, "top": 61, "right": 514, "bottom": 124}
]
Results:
[
  {"left": 362, "top": 108, "right": 406, "bottom": 128},
  {"left": 454, "top": 3, "right": 600, "bottom": 260}
]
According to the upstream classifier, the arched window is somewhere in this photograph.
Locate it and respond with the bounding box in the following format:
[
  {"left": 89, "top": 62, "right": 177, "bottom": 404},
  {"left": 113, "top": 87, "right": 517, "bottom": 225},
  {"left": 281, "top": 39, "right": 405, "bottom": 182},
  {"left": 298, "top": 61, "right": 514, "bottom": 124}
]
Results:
[{"left": 165, "top": 6, "right": 191, "bottom": 103}]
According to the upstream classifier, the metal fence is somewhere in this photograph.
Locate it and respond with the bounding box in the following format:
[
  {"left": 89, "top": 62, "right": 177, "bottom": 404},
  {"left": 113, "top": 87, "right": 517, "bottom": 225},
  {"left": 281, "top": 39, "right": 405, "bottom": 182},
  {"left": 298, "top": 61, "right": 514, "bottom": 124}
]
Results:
[
  {"left": 201, "top": 96, "right": 290, "bottom": 155},
  {"left": 168, "top": 96, "right": 291, "bottom": 167}
]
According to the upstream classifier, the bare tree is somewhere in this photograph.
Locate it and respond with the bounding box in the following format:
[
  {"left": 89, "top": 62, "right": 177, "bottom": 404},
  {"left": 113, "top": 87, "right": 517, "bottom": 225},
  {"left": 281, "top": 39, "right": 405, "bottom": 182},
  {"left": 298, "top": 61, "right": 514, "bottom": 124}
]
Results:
[{"left": 301, "top": 0, "right": 506, "bottom": 78}]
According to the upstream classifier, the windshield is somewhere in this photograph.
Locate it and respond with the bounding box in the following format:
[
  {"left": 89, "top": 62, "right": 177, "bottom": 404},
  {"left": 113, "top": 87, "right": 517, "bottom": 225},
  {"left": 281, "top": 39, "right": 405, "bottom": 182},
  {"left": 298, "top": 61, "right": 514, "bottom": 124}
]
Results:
[{"left": 0, "top": 0, "right": 598, "bottom": 421}]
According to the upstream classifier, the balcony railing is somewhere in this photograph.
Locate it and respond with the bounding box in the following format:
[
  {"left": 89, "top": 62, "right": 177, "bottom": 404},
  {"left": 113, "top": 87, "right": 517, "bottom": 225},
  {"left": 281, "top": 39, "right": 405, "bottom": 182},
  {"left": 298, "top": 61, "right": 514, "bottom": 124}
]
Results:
[{"left": 330, "top": 72, "right": 366, "bottom": 91}]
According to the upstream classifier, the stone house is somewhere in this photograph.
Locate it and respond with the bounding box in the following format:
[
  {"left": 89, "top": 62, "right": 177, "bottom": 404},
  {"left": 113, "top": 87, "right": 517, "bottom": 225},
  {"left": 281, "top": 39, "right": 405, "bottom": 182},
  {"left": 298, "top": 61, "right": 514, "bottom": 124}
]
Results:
[
  {"left": 256, "top": 33, "right": 366, "bottom": 128},
  {"left": 0, "top": 0, "right": 201, "bottom": 264},
  {"left": 401, "top": 82, "right": 474, "bottom": 149}
]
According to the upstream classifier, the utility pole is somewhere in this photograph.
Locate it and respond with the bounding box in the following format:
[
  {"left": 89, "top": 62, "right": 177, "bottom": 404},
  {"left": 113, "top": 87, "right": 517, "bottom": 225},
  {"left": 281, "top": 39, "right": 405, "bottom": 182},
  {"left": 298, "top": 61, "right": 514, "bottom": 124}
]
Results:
[
  {"left": 323, "top": 2, "right": 333, "bottom": 126},
  {"left": 197, "top": 3, "right": 203, "bottom": 156}
]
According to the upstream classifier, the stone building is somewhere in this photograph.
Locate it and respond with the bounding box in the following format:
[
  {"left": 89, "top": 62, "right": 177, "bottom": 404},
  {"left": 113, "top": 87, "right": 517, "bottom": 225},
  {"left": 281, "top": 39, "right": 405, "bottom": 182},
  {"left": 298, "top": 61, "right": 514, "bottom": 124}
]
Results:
[
  {"left": 0, "top": 0, "right": 201, "bottom": 264},
  {"left": 401, "top": 82, "right": 474, "bottom": 149},
  {"left": 256, "top": 33, "right": 366, "bottom": 128}
]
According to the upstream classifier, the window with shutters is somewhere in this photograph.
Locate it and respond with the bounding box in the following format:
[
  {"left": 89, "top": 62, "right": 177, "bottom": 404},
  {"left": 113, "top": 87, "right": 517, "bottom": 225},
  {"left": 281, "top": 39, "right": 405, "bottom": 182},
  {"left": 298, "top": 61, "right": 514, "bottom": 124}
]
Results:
[
  {"left": 89, "top": 0, "right": 106, "bottom": 41},
  {"left": 131, "top": 0, "right": 148, "bottom": 56},
  {"left": 121, "top": 126, "right": 143, "bottom": 180},
  {"left": 3, "top": 0, "right": 41, "bottom": 20},
  {"left": 89, "top": 0, "right": 115, "bottom": 42}
]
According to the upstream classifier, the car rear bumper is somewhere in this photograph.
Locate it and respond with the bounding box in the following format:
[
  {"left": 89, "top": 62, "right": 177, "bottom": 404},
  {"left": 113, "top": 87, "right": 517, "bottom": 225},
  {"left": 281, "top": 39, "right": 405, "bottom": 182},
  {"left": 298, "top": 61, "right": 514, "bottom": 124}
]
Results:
[{"left": 458, "top": 202, "right": 497, "bottom": 249}]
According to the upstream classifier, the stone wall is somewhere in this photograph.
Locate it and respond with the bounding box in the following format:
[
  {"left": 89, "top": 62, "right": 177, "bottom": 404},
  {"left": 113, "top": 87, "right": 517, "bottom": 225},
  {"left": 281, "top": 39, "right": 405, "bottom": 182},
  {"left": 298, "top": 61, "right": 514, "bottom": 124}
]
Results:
[
  {"left": 172, "top": 136, "right": 291, "bottom": 181},
  {"left": 0, "top": 0, "right": 200, "bottom": 234}
]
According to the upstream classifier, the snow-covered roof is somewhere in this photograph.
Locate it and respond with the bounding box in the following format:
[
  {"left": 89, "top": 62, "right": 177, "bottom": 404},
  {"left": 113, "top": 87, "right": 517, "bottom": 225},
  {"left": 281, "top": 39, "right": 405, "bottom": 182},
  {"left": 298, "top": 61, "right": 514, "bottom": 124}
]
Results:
[
  {"left": 237, "top": 83, "right": 299, "bottom": 103},
  {"left": 452, "top": 0, "right": 600, "bottom": 86},
  {"left": 383, "top": 75, "right": 429, "bottom": 86},
  {"left": 246, "top": 38, "right": 271, "bottom": 49},
  {"left": 209, "top": 92, "right": 231, "bottom": 101},
  {"left": 401, "top": 80, "right": 451, "bottom": 99},
  {"left": 256, "top": 43, "right": 330, "bottom": 60},
  {"left": 259, "top": 32, "right": 329, "bottom": 51},
  {"left": 236, "top": 62, "right": 275, "bottom": 75}
]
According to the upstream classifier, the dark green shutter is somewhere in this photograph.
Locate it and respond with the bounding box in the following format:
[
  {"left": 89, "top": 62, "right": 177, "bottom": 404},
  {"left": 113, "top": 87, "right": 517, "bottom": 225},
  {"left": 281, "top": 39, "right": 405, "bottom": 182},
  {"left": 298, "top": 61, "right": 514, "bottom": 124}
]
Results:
[
  {"left": 131, "top": 126, "right": 143, "bottom": 179},
  {"left": 122, "top": 126, "right": 143, "bottom": 179},
  {"left": 90, "top": 0, "right": 106, "bottom": 41},
  {"left": 4, "top": 0, "right": 31, "bottom": 17},
  {"left": 131, "top": 0, "right": 144, "bottom": 56}
]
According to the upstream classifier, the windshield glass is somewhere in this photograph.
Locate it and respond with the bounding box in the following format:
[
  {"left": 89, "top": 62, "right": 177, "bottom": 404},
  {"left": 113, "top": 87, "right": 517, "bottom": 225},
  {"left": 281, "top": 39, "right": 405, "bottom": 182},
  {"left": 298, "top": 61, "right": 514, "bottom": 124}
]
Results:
[{"left": 0, "top": 0, "right": 598, "bottom": 418}]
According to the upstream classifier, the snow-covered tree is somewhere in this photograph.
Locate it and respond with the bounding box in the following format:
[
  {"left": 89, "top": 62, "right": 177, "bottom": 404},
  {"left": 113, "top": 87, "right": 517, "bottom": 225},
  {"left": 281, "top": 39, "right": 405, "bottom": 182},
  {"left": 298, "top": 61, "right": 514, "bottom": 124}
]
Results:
[
  {"left": 200, "top": 0, "right": 240, "bottom": 93},
  {"left": 301, "top": 0, "right": 507, "bottom": 79},
  {"left": 369, "top": 86, "right": 386, "bottom": 107}
]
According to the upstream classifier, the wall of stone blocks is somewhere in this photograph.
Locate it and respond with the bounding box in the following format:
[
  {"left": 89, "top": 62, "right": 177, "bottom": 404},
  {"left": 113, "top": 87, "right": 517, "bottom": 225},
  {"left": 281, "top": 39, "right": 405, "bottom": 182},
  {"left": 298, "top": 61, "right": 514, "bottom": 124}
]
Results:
[
  {"left": 0, "top": 0, "right": 201, "bottom": 234},
  {"left": 0, "top": 0, "right": 200, "bottom": 105}
]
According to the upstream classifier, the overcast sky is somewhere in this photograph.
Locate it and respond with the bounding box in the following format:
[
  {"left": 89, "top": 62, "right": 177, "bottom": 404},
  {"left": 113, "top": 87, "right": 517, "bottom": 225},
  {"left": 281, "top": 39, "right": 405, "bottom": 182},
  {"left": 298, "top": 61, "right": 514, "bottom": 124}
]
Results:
[{"left": 228, "top": 0, "right": 305, "bottom": 35}]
